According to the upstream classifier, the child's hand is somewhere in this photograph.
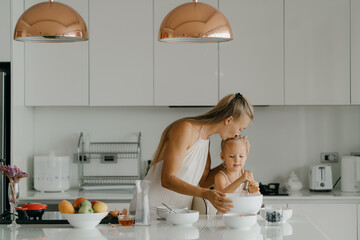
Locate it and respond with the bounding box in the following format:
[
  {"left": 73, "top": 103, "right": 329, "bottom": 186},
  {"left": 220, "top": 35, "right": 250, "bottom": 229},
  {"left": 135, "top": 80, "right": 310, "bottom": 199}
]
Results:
[
  {"left": 248, "top": 181, "right": 260, "bottom": 193},
  {"left": 238, "top": 170, "right": 253, "bottom": 184}
]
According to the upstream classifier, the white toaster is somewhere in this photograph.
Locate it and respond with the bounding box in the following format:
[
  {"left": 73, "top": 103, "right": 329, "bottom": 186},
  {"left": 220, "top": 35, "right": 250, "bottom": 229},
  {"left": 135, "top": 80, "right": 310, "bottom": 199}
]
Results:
[{"left": 309, "top": 165, "right": 333, "bottom": 192}]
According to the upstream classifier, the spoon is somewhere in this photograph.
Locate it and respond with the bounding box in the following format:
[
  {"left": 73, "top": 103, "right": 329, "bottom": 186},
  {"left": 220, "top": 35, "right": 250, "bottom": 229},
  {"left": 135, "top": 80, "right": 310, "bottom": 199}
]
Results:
[{"left": 162, "top": 203, "right": 176, "bottom": 213}]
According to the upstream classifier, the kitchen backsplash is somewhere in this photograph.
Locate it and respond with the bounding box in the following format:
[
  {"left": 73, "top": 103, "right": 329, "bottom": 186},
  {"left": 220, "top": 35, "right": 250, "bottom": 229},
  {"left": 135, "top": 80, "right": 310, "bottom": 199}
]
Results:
[{"left": 19, "top": 105, "right": 360, "bottom": 191}]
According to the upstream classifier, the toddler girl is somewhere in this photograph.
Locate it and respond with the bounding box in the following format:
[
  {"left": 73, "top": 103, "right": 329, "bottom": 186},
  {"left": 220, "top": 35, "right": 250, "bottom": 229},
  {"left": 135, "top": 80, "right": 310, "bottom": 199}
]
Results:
[{"left": 214, "top": 136, "right": 259, "bottom": 193}]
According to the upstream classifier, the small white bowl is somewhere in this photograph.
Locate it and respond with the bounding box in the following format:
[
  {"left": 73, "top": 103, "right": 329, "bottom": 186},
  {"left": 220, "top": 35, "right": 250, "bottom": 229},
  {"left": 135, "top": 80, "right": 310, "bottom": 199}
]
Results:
[
  {"left": 223, "top": 213, "right": 257, "bottom": 229},
  {"left": 156, "top": 206, "right": 188, "bottom": 219},
  {"left": 61, "top": 212, "right": 108, "bottom": 229},
  {"left": 226, "top": 193, "right": 263, "bottom": 214},
  {"left": 282, "top": 207, "right": 293, "bottom": 222},
  {"left": 166, "top": 210, "right": 199, "bottom": 226}
]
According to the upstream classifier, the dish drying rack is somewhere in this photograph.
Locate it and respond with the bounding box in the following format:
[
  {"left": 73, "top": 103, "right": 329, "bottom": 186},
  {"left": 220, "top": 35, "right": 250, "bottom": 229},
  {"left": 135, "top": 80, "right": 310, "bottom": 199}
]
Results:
[{"left": 77, "top": 132, "right": 141, "bottom": 190}]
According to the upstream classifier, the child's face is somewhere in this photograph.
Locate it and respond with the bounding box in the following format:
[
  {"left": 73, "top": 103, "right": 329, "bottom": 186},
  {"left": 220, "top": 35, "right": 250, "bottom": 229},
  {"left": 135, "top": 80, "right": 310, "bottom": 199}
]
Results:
[{"left": 221, "top": 141, "right": 247, "bottom": 172}]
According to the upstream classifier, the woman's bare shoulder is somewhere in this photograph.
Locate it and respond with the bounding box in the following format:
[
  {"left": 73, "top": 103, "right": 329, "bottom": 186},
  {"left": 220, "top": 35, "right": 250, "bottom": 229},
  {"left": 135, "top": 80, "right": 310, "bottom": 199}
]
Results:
[{"left": 168, "top": 121, "right": 196, "bottom": 138}]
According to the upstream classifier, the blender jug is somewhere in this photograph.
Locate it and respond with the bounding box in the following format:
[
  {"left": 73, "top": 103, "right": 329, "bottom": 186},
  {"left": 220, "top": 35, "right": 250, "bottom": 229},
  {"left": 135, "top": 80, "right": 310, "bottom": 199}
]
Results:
[{"left": 135, "top": 180, "right": 150, "bottom": 225}]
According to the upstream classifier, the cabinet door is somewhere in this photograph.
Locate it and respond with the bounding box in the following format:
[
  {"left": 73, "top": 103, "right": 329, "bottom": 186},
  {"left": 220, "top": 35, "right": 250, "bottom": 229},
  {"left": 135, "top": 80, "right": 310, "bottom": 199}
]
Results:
[
  {"left": 219, "top": 0, "right": 283, "bottom": 105},
  {"left": 154, "top": 0, "right": 218, "bottom": 106},
  {"left": 0, "top": 0, "right": 10, "bottom": 61},
  {"left": 352, "top": 0, "right": 360, "bottom": 104},
  {"left": 25, "top": 0, "right": 89, "bottom": 106},
  {"left": 288, "top": 203, "right": 357, "bottom": 240},
  {"left": 285, "top": 0, "right": 350, "bottom": 105},
  {"left": 89, "top": 0, "right": 153, "bottom": 106}
]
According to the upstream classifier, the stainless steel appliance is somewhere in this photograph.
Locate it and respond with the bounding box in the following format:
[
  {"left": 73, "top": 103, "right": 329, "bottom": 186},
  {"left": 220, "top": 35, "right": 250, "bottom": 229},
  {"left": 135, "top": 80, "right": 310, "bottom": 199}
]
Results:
[
  {"left": 309, "top": 165, "right": 333, "bottom": 192},
  {"left": 341, "top": 156, "right": 360, "bottom": 192},
  {"left": 0, "top": 63, "right": 11, "bottom": 215}
]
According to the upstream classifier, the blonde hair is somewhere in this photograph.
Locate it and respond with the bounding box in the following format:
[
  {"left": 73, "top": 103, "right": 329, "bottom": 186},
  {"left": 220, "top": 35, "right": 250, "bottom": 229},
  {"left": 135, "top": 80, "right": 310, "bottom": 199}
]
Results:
[
  {"left": 151, "top": 94, "right": 254, "bottom": 166},
  {"left": 221, "top": 135, "right": 246, "bottom": 152}
]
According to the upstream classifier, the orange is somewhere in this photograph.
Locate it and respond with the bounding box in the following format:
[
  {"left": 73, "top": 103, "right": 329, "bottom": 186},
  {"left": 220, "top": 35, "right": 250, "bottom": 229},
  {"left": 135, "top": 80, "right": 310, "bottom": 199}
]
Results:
[
  {"left": 73, "top": 197, "right": 87, "bottom": 209},
  {"left": 58, "top": 200, "right": 75, "bottom": 214}
]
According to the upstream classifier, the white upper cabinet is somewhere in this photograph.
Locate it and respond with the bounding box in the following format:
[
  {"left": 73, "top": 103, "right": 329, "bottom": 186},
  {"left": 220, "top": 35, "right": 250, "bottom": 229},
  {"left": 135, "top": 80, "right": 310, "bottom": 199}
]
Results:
[
  {"left": 154, "top": 0, "right": 218, "bottom": 106},
  {"left": 89, "top": 0, "right": 153, "bottom": 106},
  {"left": 25, "top": 0, "right": 89, "bottom": 106},
  {"left": 219, "top": 0, "right": 283, "bottom": 105},
  {"left": 285, "top": 0, "right": 350, "bottom": 105},
  {"left": 351, "top": 0, "right": 360, "bottom": 104},
  {"left": 0, "top": 0, "right": 11, "bottom": 61}
]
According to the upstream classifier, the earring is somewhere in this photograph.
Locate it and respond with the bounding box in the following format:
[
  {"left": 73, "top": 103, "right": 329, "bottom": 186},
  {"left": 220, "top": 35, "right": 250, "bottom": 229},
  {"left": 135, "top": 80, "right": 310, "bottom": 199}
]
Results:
[{"left": 222, "top": 162, "right": 226, "bottom": 169}]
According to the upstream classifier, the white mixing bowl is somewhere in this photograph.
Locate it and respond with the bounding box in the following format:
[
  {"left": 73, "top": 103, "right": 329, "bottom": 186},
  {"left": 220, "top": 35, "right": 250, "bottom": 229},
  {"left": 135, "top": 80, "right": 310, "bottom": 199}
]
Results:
[
  {"left": 223, "top": 213, "right": 257, "bottom": 229},
  {"left": 226, "top": 193, "right": 263, "bottom": 214}
]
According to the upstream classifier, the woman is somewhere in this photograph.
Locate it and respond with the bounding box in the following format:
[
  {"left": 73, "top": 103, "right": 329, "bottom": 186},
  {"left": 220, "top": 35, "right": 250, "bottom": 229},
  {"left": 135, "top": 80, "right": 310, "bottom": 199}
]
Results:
[{"left": 130, "top": 93, "right": 254, "bottom": 214}]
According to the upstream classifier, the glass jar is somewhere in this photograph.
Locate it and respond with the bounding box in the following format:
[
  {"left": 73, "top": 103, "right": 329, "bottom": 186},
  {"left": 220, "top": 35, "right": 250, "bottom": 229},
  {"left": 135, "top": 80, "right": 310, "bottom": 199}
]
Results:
[{"left": 265, "top": 204, "right": 283, "bottom": 225}]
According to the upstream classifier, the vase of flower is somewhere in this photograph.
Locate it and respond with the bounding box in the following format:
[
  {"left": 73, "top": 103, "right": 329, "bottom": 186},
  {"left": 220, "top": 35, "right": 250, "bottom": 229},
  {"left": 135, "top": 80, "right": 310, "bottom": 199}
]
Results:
[
  {"left": 8, "top": 182, "right": 19, "bottom": 229},
  {"left": 1, "top": 165, "right": 28, "bottom": 229}
]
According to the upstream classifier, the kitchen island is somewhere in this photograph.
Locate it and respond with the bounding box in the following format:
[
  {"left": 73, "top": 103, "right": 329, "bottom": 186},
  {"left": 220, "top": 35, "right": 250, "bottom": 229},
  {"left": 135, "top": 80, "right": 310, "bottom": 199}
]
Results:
[{"left": 0, "top": 214, "right": 327, "bottom": 240}]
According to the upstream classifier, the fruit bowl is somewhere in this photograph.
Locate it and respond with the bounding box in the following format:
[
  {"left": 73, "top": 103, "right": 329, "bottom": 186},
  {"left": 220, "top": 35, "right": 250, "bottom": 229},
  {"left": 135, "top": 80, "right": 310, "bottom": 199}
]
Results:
[{"left": 61, "top": 212, "right": 108, "bottom": 229}]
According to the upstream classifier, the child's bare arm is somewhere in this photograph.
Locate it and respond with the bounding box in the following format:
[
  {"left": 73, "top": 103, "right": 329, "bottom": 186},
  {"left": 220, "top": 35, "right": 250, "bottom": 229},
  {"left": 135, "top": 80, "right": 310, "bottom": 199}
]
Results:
[{"left": 215, "top": 171, "right": 252, "bottom": 193}]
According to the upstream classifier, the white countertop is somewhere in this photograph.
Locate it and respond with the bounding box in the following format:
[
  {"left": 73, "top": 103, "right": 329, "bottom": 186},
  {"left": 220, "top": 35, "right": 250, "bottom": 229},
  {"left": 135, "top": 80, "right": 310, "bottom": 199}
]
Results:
[
  {"left": 0, "top": 214, "right": 327, "bottom": 240},
  {"left": 19, "top": 188, "right": 360, "bottom": 204}
]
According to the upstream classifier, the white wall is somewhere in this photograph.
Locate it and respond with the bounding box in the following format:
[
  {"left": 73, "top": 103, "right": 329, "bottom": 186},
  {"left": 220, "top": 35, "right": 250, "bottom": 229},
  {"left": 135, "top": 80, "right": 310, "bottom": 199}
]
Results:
[
  {"left": 23, "top": 105, "right": 360, "bottom": 191},
  {"left": 11, "top": 0, "right": 34, "bottom": 193}
]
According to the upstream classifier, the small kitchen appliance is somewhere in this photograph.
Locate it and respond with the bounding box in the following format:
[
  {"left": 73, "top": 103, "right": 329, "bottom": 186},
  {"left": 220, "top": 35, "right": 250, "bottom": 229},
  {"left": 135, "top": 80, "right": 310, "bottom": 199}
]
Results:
[
  {"left": 34, "top": 153, "right": 70, "bottom": 192},
  {"left": 341, "top": 156, "right": 360, "bottom": 192},
  {"left": 309, "top": 165, "right": 333, "bottom": 192}
]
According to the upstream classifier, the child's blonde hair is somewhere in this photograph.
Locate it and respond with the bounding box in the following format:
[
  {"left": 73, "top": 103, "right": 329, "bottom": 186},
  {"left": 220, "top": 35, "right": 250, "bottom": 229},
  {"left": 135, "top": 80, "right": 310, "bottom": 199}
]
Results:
[{"left": 221, "top": 135, "right": 247, "bottom": 152}]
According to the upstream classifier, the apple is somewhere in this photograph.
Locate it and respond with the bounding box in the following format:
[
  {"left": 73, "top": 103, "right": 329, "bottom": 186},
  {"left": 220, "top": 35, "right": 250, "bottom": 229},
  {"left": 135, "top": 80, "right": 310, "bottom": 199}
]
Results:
[
  {"left": 73, "top": 197, "right": 87, "bottom": 209},
  {"left": 93, "top": 202, "right": 108, "bottom": 213},
  {"left": 79, "top": 200, "right": 92, "bottom": 208},
  {"left": 78, "top": 204, "right": 94, "bottom": 214},
  {"left": 91, "top": 200, "right": 101, "bottom": 207}
]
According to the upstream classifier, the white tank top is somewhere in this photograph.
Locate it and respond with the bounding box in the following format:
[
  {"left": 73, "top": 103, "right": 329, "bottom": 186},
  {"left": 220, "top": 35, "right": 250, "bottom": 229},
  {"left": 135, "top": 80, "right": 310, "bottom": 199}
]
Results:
[{"left": 129, "top": 126, "right": 209, "bottom": 212}]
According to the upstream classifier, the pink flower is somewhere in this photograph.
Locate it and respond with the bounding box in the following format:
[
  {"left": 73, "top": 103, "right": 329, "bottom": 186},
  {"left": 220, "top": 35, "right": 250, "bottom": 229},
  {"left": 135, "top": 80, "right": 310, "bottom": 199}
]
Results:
[{"left": 1, "top": 165, "right": 28, "bottom": 183}]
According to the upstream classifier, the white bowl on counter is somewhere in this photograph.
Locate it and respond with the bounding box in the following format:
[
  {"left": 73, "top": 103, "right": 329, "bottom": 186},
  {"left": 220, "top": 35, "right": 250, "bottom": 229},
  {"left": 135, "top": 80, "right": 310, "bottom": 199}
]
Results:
[
  {"left": 156, "top": 206, "right": 188, "bottom": 219},
  {"left": 226, "top": 193, "right": 263, "bottom": 214},
  {"left": 61, "top": 212, "right": 108, "bottom": 229},
  {"left": 282, "top": 207, "right": 293, "bottom": 222},
  {"left": 166, "top": 210, "right": 199, "bottom": 226},
  {"left": 223, "top": 213, "right": 257, "bottom": 229}
]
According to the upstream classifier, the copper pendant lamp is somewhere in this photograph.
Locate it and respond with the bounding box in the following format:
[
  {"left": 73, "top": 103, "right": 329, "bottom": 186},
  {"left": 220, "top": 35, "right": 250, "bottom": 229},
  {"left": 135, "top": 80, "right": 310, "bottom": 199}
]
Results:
[
  {"left": 159, "top": 0, "right": 233, "bottom": 43},
  {"left": 14, "top": 0, "right": 88, "bottom": 43}
]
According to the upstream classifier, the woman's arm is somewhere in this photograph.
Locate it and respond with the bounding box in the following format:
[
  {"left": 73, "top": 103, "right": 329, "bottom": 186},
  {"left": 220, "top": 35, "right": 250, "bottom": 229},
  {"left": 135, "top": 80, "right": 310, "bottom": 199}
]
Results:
[{"left": 161, "top": 122, "right": 233, "bottom": 213}]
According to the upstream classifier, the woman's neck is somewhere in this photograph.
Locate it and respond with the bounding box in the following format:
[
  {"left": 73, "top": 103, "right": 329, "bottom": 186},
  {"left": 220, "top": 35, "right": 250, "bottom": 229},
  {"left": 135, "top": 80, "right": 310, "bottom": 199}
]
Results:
[{"left": 201, "top": 123, "right": 221, "bottom": 139}]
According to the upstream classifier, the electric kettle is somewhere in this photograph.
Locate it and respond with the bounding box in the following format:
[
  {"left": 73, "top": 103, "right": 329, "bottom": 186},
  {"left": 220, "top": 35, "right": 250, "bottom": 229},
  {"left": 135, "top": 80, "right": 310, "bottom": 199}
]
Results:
[
  {"left": 341, "top": 156, "right": 360, "bottom": 192},
  {"left": 34, "top": 152, "right": 71, "bottom": 192}
]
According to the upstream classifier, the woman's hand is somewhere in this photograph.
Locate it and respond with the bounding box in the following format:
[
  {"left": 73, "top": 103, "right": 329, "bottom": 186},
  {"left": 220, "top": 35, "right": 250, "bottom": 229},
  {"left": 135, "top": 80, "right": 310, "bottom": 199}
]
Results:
[
  {"left": 243, "top": 135, "right": 250, "bottom": 155},
  {"left": 203, "top": 189, "right": 233, "bottom": 214}
]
